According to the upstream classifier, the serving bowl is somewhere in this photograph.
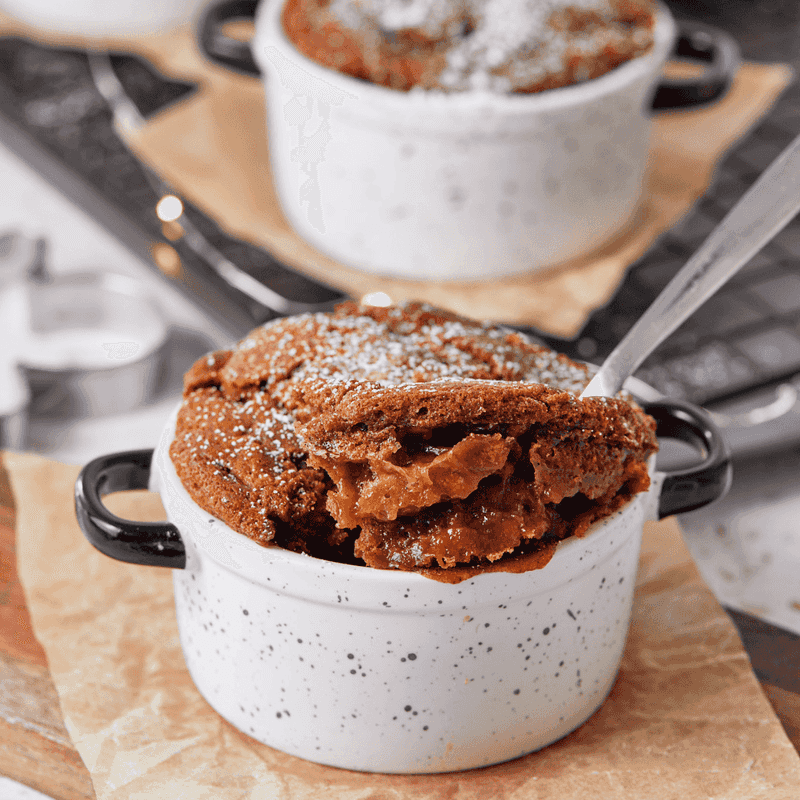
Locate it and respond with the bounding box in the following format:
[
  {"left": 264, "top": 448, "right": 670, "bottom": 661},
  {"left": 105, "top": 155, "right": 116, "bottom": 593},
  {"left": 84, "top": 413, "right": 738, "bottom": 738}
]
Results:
[
  {"left": 198, "top": 0, "right": 737, "bottom": 281},
  {"left": 75, "top": 387, "right": 730, "bottom": 773},
  {"left": 18, "top": 270, "right": 169, "bottom": 418},
  {"left": 0, "top": 0, "right": 212, "bottom": 37}
]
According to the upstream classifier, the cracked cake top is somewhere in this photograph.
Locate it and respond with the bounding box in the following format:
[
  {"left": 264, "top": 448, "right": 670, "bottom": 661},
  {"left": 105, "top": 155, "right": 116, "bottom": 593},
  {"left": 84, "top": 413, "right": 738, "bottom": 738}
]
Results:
[{"left": 170, "top": 302, "right": 658, "bottom": 581}]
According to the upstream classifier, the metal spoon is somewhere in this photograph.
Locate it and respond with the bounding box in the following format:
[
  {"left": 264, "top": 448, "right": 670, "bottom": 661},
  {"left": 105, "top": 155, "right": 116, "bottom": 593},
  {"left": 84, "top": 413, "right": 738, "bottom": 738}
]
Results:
[{"left": 581, "top": 131, "right": 800, "bottom": 399}]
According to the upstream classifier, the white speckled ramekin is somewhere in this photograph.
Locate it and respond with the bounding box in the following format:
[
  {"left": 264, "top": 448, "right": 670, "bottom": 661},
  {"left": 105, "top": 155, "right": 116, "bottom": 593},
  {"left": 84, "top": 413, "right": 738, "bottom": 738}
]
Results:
[
  {"left": 252, "top": 1, "right": 676, "bottom": 280},
  {"left": 77, "top": 385, "right": 730, "bottom": 772},
  {"left": 151, "top": 404, "right": 658, "bottom": 773}
]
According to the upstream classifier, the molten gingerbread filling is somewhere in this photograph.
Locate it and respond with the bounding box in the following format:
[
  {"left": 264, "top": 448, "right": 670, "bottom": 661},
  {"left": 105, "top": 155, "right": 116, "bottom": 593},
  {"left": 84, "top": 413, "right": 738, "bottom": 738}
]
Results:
[{"left": 170, "top": 302, "right": 657, "bottom": 581}]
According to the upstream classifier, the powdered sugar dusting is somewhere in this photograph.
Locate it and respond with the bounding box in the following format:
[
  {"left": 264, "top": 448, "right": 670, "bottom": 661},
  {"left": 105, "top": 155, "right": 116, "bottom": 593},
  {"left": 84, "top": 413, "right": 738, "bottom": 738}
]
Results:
[
  {"left": 322, "top": 0, "right": 655, "bottom": 93},
  {"left": 235, "top": 302, "right": 591, "bottom": 398}
]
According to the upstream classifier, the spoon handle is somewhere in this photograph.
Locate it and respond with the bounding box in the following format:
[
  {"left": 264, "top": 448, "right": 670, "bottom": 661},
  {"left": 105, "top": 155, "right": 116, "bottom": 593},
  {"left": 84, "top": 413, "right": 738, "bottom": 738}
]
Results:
[{"left": 581, "top": 131, "right": 800, "bottom": 399}]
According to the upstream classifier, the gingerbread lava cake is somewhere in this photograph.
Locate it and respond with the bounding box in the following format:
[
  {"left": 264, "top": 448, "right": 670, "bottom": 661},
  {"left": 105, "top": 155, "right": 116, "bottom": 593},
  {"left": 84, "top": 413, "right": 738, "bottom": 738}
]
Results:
[
  {"left": 282, "top": 0, "right": 656, "bottom": 94},
  {"left": 169, "top": 302, "right": 658, "bottom": 581}
]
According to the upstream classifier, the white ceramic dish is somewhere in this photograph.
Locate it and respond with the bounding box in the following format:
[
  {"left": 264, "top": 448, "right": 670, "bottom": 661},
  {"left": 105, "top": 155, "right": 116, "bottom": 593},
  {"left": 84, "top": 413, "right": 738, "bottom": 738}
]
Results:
[
  {"left": 75, "top": 388, "right": 730, "bottom": 773},
  {"left": 198, "top": 1, "right": 737, "bottom": 281},
  {"left": 0, "top": 0, "right": 212, "bottom": 37},
  {"left": 18, "top": 271, "right": 169, "bottom": 418}
]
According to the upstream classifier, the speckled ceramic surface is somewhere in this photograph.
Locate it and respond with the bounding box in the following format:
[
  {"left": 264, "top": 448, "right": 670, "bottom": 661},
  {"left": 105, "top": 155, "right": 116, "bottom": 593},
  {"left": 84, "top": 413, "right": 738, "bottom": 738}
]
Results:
[
  {"left": 152, "top": 404, "right": 662, "bottom": 773},
  {"left": 254, "top": 1, "right": 676, "bottom": 281}
]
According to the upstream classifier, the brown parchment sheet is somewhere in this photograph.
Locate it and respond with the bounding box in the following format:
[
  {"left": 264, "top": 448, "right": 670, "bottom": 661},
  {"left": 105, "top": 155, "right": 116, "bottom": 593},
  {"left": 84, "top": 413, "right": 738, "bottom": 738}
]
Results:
[
  {"left": 127, "top": 62, "right": 795, "bottom": 337},
  {"left": 6, "top": 450, "right": 800, "bottom": 799},
  {"left": 124, "top": 54, "right": 794, "bottom": 337}
]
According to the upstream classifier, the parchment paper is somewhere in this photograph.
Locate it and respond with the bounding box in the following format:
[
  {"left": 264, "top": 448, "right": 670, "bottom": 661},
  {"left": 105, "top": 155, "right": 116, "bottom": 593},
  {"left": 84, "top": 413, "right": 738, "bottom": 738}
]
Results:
[
  {"left": 0, "top": 11, "right": 792, "bottom": 336},
  {"left": 123, "top": 59, "right": 794, "bottom": 336},
  {"left": 6, "top": 450, "right": 800, "bottom": 799}
]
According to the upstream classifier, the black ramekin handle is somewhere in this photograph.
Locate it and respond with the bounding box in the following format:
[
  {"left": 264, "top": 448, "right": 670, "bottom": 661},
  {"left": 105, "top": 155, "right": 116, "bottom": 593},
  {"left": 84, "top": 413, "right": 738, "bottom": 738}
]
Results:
[
  {"left": 74, "top": 449, "right": 186, "bottom": 569},
  {"left": 198, "top": 0, "right": 261, "bottom": 76},
  {"left": 651, "top": 20, "right": 740, "bottom": 111},
  {"left": 644, "top": 399, "right": 732, "bottom": 518},
  {"left": 74, "top": 403, "right": 727, "bottom": 563}
]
